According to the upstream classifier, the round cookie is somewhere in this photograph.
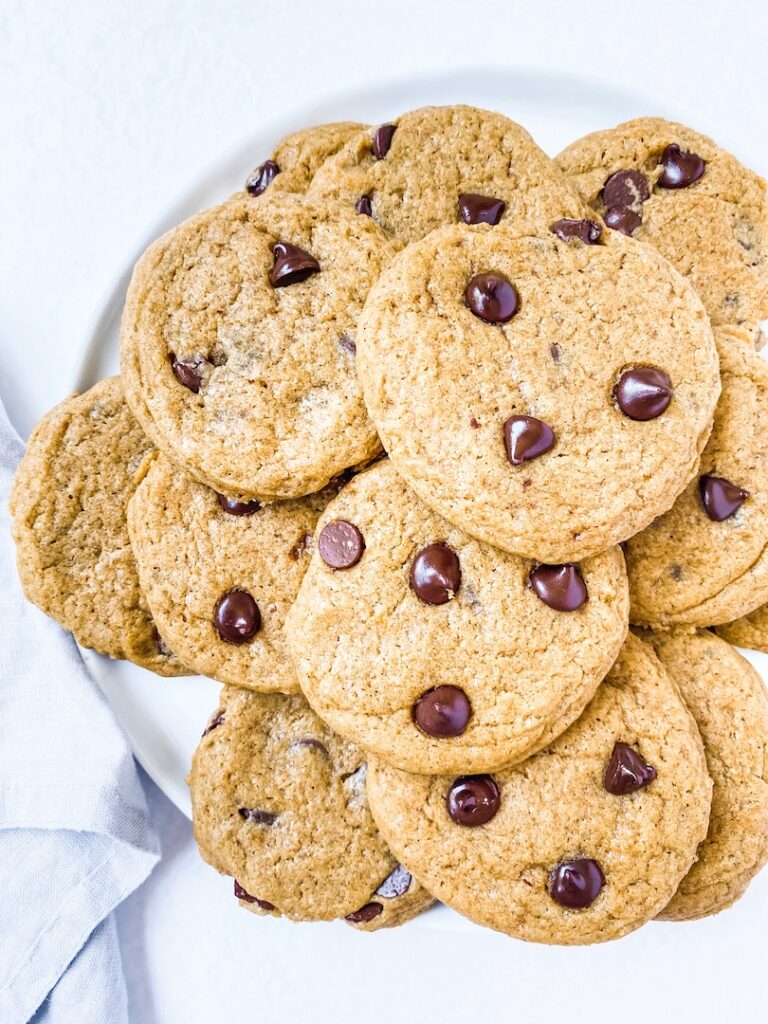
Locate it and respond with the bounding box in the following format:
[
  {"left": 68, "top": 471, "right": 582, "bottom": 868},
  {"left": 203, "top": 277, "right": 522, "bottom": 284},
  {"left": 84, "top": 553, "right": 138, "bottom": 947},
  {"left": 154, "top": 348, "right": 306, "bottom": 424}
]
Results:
[
  {"left": 366, "top": 633, "right": 712, "bottom": 945},
  {"left": 10, "top": 377, "right": 185, "bottom": 675},
  {"left": 128, "top": 452, "right": 331, "bottom": 691},
  {"left": 626, "top": 326, "right": 768, "bottom": 628},
  {"left": 641, "top": 629, "right": 768, "bottom": 921},
  {"left": 717, "top": 605, "right": 768, "bottom": 652},
  {"left": 309, "top": 105, "right": 590, "bottom": 245},
  {"left": 190, "top": 686, "right": 434, "bottom": 928},
  {"left": 286, "top": 460, "right": 629, "bottom": 775},
  {"left": 357, "top": 223, "right": 720, "bottom": 562},
  {"left": 120, "top": 193, "right": 396, "bottom": 501},
  {"left": 239, "top": 122, "right": 365, "bottom": 198},
  {"left": 556, "top": 117, "right": 768, "bottom": 344}
]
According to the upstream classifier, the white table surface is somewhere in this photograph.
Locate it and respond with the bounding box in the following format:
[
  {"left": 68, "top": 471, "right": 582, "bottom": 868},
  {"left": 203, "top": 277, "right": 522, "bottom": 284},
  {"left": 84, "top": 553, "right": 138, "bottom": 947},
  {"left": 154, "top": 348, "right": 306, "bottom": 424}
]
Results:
[{"left": 4, "top": 1, "right": 768, "bottom": 1021}]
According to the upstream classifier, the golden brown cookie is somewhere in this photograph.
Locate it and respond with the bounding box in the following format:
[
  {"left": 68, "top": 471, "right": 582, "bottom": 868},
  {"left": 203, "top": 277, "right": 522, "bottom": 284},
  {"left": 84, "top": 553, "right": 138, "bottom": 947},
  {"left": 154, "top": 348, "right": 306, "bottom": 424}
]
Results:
[
  {"left": 556, "top": 117, "right": 768, "bottom": 344},
  {"left": 626, "top": 326, "right": 768, "bottom": 628},
  {"left": 120, "top": 193, "right": 396, "bottom": 501},
  {"left": 357, "top": 223, "right": 719, "bottom": 562},
  {"left": 239, "top": 122, "right": 365, "bottom": 198},
  {"left": 309, "top": 105, "right": 589, "bottom": 244},
  {"left": 10, "top": 377, "right": 185, "bottom": 675},
  {"left": 642, "top": 629, "right": 768, "bottom": 921},
  {"left": 717, "top": 605, "right": 768, "bottom": 651},
  {"left": 190, "top": 687, "right": 433, "bottom": 928},
  {"left": 366, "top": 634, "right": 712, "bottom": 945}
]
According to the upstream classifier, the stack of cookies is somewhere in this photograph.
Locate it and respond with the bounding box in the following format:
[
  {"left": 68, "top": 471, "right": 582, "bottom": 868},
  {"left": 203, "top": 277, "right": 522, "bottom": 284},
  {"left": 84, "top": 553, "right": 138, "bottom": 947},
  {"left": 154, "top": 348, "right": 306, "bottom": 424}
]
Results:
[{"left": 11, "top": 106, "right": 768, "bottom": 944}]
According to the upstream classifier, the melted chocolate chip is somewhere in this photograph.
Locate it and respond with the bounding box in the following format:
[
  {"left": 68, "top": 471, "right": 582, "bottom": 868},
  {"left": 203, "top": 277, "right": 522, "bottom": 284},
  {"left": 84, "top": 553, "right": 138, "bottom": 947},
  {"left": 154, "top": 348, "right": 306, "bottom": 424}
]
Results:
[
  {"left": 376, "top": 865, "right": 412, "bottom": 899},
  {"left": 372, "top": 123, "right": 396, "bottom": 160},
  {"left": 657, "top": 144, "right": 706, "bottom": 189},
  {"left": 345, "top": 902, "right": 383, "bottom": 923},
  {"left": 446, "top": 775, "right": 500, "bottom": 827},
  {"left": 318, "top": 520, "right": 365, "bottom": 569},
  {"left": 458, "top": 193, "right": 506, "bottom": 226},
  {"left": 503, "top": 416, "right": 555, "bottom": 465},
  {"left": 233, "top": 880, "right": 273, "bottom": 910},
  {"left": 238, "top": 808, "right": 277, "bottom": 825},
  {"left": 245, "top": 159, "right": 279, "bottom": 197},
  {"left": 549, "top": 859, "right": 605, "bottom": 909},
  {"left": 529, "top": 564, "right": 588, "bottom": 611},
  {"left": 290, "top": 737, "right": 328, "bottom": 755},
  {"left": 202, "top": 710, "right": 224, "bottom": 737},
  {"left": 604, "top": 206, "right": 642, "bottom": 236},
  {"left": 551, "top": 218, "right": 602, "bottom": 244},
  {"left": 615, "top": 368, "right": 673, "bottom": 420},
  {"left": 602, "top": 169, "right": 650, "bottom": 210},
  {"left": 604, "top": 742, "right": 657, "bottom": 795},
  {"left": 699, "top": 475, "right": 749, "bottom": 521},
  {"left": 270, "top": 242, "right": 320, "bottom": 287},
  {"left": 169, "top": 353, "right": 208, "bottom": 393},
  {"left": 355, "top": 195, "right": 373, "bottom": 217},
  {"left": 214, "top": 589, "right": 261, "bottom": 644},
  {"left": 409, "top": 543, "right": 461, "bottom": 605},
  {"left": 465, "top": 272, "right": 519, "bottom": 323},
  {"left": 217, "top": 493, "right": 262, "bottom": 516},
  {"left": 413, "top": 686, "right": 471, "bottom": 738}
]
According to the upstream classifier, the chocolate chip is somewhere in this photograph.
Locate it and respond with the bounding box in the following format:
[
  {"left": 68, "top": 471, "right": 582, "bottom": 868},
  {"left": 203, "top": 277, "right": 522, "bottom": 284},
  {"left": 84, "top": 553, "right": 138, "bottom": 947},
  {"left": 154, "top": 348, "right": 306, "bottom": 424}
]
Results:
[
  {"left": 602, "top": 169, "right": 650, "bottom": 210},
  {"left": 549, "top": 859, "right": 604, "bottom": 909},
  {"left": 245, "top": 159, "right": 279, "bottom": 197},
  {"left": 657, "top": 144, "right": 705, "bottom": 189},
  {"left": 413, "top": 686, "right": 471, "bottom": 738},
  {"left": 169, "top": 353, "right": 208, "bottom": 393},
  {"left": 551, "top": 218, "right": 602, "bottom": 244},
  {"left": 614, "top": 368, "right": 673, "bottom": 420},
  {"left": 529, "top": 564, "right": 588, "bottom": 611},
  {"left": 372, "top": 123, "right": 396, "bottom": 160},
  {"left": 233, "top": 880, "right": 274, "bottom": 910},
  {"left": 355, "top": 195, "right": 373, "bottom": 217},
  {"left": 217, "top": 493, "right": 261, "bottom": 516},
  {"left": 338, "top": 334, "right": 357, "bottom": 355},
  {"left": 238, "top": 808, "right": 277, "bottom": 825},
  {"left": 503, "top": 415, "right": 555, "bottom": 465},
  {"left": 469, "top": 417, "right": 480, "bottom": 429},
  {"left": 699, "top": 475, "right": 749, "bottom": 521},
  {"left": 290, "top": 737, "right": 328, "bottom": 755},
  {"left": 269, "top": 242, "right": 320, "bottom": 287},
  {"left": 465, "top": 272, "right": 519, "bottom": 323},
  {"left": 318, "top": 520, "right": 365, "bottom": 569},
  {"left": 345, "top": 902, "right": 383, "bottom": 923},
  {"left": 670, "top": 564, "right": 683, "bottom": 581},
  {"left": 376, "top": 865, "right": 412, "bottom": 899},
  {"left": 409, "top": 543, "right": 461, "bottom": 605},
  {"left": 446, "top": 775, "right": 500, "bottom": 827},
  {"left": 603, "top": 742, "right": 657, "bottom": 795},
  {"left": 214, "top": 589, "right": 261, "bottom": 644},
  {"left": 549, "top": 342, "right": 561, "bottom": 363},
  {"left": 604, "top": 206, "right": 642, "bottom": 236},
  {"left": 458, "top": 193, "right": 506, "bottom": 226},
  {"left": 324, "top": 467, "right": 356, "bottom": 494},
  {"left": 202, "top": 710, "right": 224, "bottom": 737},
  {"left": 289, "top": 533, "right": 312, "bottom": 560}
]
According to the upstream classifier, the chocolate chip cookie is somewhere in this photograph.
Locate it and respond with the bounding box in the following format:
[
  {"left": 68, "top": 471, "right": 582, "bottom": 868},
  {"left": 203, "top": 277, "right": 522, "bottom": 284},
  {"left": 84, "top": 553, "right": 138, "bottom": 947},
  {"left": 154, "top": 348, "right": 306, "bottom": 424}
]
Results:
[
  {"left": 309, "top": 105, "right": 589, "bottom": 244},
  {"left": 626, "top": 326, "right": 768, "bottom": 628},
  {"left": 366, "top": 633, "right": 712, "bottom": 944},
  {"left": 557, "top": 117, "right": 768, "bottom": 344},
  {"left": 240, "top": 122, "right": 365, "bottom": 198},
  {"left": 189, "top": 687, "right": 433, "bottom": 928},
  {"left": 128, "top": 452, "right": 330, "bottom": 691},
  {"left": 642, "top": 629, "right": 768, "bottom": 921},
  {"left": 10, "top": 377, "right": 185, "bottom": 675},
  {"left": 121, "top": 193, "right": 396, "bottom": 501},
  {"left": 357, "top": 224, "right": 720, "bottom": 562},
  {"left": 286, "top": 460, "right": 628, "bottom": 775}
]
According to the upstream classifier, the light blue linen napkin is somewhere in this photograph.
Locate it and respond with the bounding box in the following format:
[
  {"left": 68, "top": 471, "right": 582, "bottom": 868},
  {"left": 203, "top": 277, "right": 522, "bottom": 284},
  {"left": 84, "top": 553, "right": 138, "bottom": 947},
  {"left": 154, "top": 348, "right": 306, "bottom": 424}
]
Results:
[{"left": 0, "top": 399, "right": 159, "bottom": 1024}]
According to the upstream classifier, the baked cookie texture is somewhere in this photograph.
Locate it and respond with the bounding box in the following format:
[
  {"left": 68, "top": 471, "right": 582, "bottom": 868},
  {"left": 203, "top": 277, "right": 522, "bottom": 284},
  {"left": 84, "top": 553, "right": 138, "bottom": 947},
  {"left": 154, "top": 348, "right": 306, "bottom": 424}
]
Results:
[
  {"left": 357, "top": 224, "right": 720, "bottom": 562},
  {"left": 309, "top": 105, "right": 590, "bottom": 244},
  {"left": 366, "top": 634, "right": 712, "bottom": 945},
  {"left": 128, "top": 452, "right": 329, "bottom": 691},
  {"left": 717, "top": 604, "right": 768, "bottom": 652},
  {"left": 287, "top": 460, "right": 629, "bottom": 775},
  {"left": 9, "top": 377, "right": 185, "bottom": 675},
  {"left": 120, "top": 193, "right": 395, "bottom": 501},
  {"left": 556, "top": 116, "right": 768, "bottom": 344},
  {"left": 189, "top": 687, "right": 433, "bottom": 928},
  {"left": 626, "top": 326, "right": 768, "bottom": 627},
  {"left": 642, "top": 629, "right": 768, "bottom": 921},
  {"left": 239, "top": 122, "right": 365, "bottom": 198}
]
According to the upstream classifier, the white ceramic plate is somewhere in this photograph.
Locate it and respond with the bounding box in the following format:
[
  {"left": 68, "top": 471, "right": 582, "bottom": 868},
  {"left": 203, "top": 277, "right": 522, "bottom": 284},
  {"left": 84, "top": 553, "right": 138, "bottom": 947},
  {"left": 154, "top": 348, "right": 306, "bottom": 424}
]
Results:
[{"left": 77, "top": 68, "right": 768, "bottom": 851}]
